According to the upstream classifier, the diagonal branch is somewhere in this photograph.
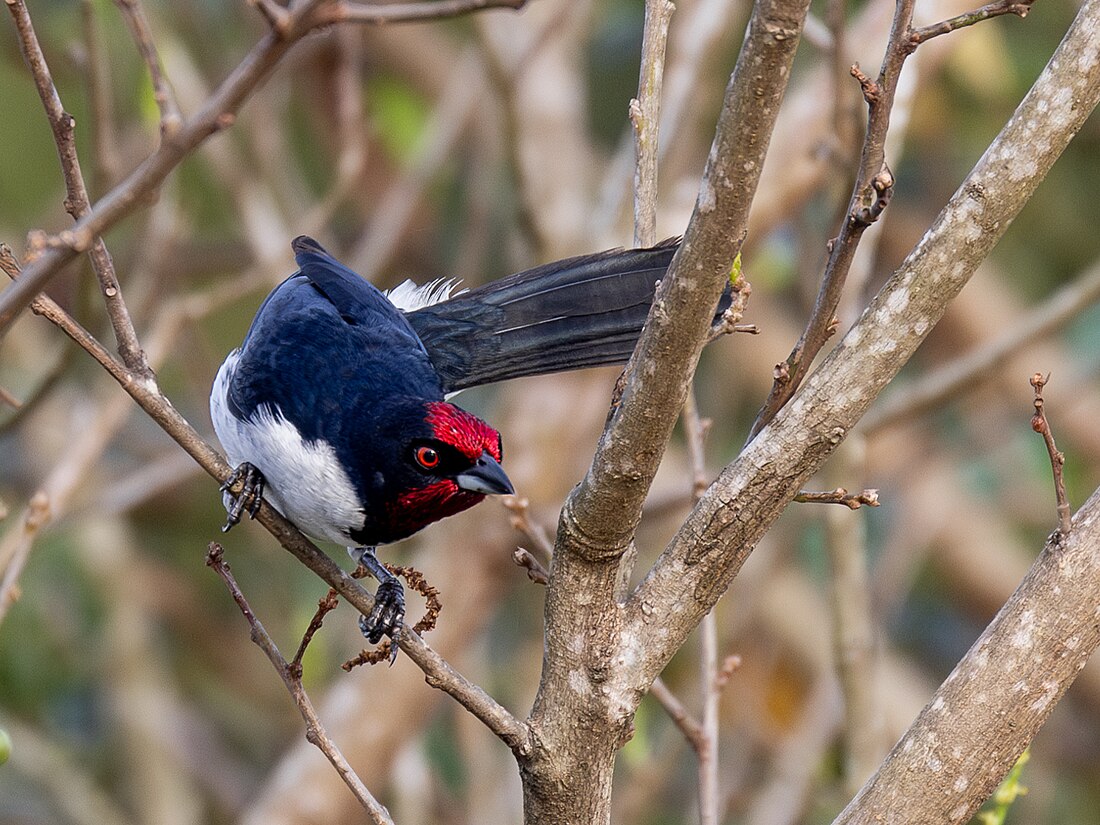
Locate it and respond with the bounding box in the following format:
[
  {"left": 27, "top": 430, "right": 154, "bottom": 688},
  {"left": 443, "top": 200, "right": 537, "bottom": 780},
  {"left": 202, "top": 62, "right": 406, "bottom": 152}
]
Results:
[
  {"left": 621, "top": 0, "right": 1100, "bottom": 699},
  {"left": 834, "top": 486, "right": 1100, "bottom": 824},
  {"left": 558, "top": 0, "right": 813, "bottom": 565},
  {"left": 207, "top": 544, "right": 394, "bottom": 823},
  {"left": 522, "top": 0, "right": 814, "bottom": 817}
]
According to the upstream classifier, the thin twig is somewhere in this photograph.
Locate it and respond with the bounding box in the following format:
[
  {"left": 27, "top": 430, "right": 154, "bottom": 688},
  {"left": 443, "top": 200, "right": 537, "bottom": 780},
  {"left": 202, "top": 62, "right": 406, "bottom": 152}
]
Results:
[
  {"left": 292, "top": 591, "right": 341, "bottom": 672},
  {"left": 1030, "top": 373, "right": 1072, "bottom": 536},
  {"left": 321, "top": 0, "right": 527, "bottom": 25},
  {"left": 512, "top": 548, "right": 550, "bottom": 585},
  {"left": 794, "top": 487, "right": 880, "bottom": 509},
  {"left": 206, "top": 544, "right": 394, "bottom": 824},
  {"left": 908, "top": 0, "right": 1037, "bottom": 49},
  {"left": 648, "top": 677, "right": 707, "bottom": 753},
  {"left": 114, "top": 0, "right": 183, "bottom": 135},
  {"left": 631, "top": 0, "right": 675, "bottom": 249},
  {"left": 748, "top": 0, "right": 915, "bottom": 438},
  {"left": 502, "top": 495, "right": 555, "bottom": 567},
  {"left": 7, "top": 0, "right": 150, "bottom": 375}
]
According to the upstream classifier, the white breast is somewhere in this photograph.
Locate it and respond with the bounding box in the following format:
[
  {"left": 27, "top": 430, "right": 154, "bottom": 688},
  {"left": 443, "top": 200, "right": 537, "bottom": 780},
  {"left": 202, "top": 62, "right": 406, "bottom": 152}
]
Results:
[{"left": 210, "top": 351, "right": 366, "bottom": 546}]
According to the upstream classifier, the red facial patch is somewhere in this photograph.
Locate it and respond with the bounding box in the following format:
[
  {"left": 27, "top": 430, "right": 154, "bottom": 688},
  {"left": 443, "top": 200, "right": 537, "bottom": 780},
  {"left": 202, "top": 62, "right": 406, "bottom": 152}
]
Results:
[
  {"left": 425, "top": 401, "right": 502, "bottom": 462},
  {"left": 387, "top": 479, "right": 484, "bottom": 537}
]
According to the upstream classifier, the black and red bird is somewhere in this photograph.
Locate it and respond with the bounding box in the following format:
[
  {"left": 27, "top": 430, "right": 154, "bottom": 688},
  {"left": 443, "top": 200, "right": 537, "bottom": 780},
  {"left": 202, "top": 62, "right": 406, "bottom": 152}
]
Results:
[{"left": 211, "top": 235, "right": 709, "bottom": 651}]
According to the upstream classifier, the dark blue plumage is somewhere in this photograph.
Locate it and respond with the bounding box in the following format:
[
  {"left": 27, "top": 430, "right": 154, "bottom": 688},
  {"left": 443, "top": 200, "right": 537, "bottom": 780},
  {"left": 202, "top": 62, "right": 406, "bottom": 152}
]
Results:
[{"left": 211, "top": 234, "right": 713, "bottom": 649}]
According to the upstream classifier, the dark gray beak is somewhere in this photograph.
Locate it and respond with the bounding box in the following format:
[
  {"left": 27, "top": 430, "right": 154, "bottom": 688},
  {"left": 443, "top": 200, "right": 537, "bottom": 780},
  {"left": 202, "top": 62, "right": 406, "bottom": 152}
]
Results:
[{"left": 455, "top": 451, "right": 514, "bottom": 496}]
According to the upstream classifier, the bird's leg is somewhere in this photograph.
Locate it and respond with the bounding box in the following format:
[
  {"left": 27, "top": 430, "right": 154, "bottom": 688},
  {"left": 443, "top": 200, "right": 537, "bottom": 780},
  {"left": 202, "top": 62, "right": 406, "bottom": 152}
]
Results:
[
  {"left": 220, "top": 462, "right": 265, "bottom": 532},
  {"left": 351, "top": 546, "right": 405, "bottom": 662}
]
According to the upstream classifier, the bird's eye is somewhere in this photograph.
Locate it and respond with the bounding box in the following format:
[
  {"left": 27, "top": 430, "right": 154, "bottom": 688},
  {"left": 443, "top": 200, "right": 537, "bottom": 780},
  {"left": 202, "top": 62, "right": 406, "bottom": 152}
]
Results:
[{"left": 415, "top": 446, "right": 441, "bottom": 469}]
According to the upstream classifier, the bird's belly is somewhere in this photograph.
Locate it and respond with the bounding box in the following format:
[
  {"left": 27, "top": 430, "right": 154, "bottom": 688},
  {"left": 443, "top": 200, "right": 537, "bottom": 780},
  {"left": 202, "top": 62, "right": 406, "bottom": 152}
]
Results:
[{"left": 211, "top": 357, "right": 365, "bottom": 547}]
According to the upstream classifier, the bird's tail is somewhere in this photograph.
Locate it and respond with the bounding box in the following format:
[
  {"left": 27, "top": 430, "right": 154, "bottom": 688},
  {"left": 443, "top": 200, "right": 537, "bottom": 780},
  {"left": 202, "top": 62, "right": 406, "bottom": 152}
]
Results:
[{"left": 405, "top": 240, "right": 731, "bottom": 393}]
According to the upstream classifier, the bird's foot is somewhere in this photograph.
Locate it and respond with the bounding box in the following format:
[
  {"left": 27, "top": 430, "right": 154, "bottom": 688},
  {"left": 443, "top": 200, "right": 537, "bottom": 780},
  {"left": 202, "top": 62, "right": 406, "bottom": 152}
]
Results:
[
  {"left": 221, "top": 462, "right": 265, "bottom": 532},
  {"left": 353, "top": 547, "right": 405, "bottom": 664}
]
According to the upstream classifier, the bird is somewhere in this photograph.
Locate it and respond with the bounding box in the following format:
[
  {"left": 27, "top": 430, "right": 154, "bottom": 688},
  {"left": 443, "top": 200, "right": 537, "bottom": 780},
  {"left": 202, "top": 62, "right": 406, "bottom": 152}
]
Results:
[{"left": 211, "top": 234, "right": 723, "bottom": 655}]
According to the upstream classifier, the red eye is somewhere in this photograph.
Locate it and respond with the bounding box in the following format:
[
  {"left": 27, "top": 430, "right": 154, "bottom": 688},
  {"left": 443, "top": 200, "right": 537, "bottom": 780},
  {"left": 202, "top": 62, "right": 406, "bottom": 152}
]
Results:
[{"left": 415, "top": 446, "right": 441, "bottom": 469}]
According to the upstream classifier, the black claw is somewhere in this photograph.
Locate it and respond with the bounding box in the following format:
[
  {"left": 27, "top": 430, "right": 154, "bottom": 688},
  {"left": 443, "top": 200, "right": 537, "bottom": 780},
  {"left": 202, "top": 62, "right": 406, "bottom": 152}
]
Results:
[
  {"left": 353, "top": 547, "right": 405, "bottom": 663},
  {"left": 221, "top": 463, "right": 265, "bottom": 532}
]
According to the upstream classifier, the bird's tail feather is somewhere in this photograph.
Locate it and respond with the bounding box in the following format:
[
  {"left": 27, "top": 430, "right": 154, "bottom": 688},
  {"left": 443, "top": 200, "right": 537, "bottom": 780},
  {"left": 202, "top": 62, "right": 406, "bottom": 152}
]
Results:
[{"left": 406, "top": 240, "right": 730, "bottom": 393}]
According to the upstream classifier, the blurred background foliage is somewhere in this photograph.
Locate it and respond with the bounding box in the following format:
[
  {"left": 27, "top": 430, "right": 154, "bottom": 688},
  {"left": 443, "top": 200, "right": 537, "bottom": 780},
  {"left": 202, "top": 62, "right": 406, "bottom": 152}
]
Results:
[{"left": 2, "top": 0, "right": 1100, "bottom": 822}]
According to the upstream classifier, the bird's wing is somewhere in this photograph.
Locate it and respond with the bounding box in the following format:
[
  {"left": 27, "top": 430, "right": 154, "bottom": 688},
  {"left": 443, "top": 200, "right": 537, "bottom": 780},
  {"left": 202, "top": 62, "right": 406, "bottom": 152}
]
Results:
[
  {"left": 224, "top": 237, "right": 442, "bottom": 440},
  {"left": 405, "top": 240, "right": 729, "bottom": 393}
]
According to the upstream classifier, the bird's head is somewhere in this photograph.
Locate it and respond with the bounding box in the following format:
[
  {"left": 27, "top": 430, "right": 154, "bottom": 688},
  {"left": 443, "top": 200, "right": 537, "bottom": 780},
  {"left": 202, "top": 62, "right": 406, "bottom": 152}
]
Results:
[{"left": 352, "top": 398, "right": 513, "bottom": 546}]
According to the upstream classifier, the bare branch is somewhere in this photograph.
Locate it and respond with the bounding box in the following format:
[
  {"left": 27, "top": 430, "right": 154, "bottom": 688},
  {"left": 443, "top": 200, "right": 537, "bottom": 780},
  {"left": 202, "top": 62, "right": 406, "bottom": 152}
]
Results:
[
  {"left": 908, "top": 0, "right": 1037, "bottom": 49},
  {"left": 834, "top": 488, "right": 1100, "bottom": 824},
  {"left": 749, "top": 0, "right": 916, "bottom": 438},
  {"left": 0, "top": 0, "right": 526, "bottom": 338},
  {"left": 623, "top": 0, "right": 1100, "bottom": 703},
  {"left": 1030, "top": 373, "right": 1072, "bottom": 536},
  {"left": 630, "top": 0, "right": 675, "bottom": 248},
  {"left": 503, "top": 495, "right": 555, "bottom": 566},
  {"left": 648, "top": 677, "right": 707, "bottom": 752},
  {"left": 206, "top": 544, "right": 394, "bottom": 824},
  {"left": 7, "top": 0, "right": 149, "bottom": 374},
  {"left": 794, "top": 487, "right": 881, "bottom": 509},
  {"left": 322, "top": 0, "right": 528, "bottom": 25},
  {"left": 114, "top": 0, "right": 183, "bottom": 135},
  {"left": 512, "top": 548, "right": 550, "bottom": 585}
]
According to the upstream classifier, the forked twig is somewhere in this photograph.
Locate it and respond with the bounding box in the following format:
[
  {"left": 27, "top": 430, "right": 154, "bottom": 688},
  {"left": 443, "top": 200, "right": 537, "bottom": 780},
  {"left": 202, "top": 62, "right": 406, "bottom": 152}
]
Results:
[
  {"left": 908, "top": 0, "right": 1037, "bottom": 49},
  {"left": 206, "top": 544, "right": 394, "bottom": 823}
]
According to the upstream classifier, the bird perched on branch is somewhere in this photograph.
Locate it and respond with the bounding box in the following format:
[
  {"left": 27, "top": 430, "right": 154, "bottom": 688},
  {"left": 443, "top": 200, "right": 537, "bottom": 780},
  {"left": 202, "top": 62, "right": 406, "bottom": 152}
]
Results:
[{"left": 211, "top": 235, "right": 721, "bottom": 656}]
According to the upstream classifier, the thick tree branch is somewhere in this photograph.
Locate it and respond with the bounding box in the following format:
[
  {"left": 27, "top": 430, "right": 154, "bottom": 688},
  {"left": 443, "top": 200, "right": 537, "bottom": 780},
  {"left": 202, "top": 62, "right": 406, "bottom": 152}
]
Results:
[
  {"left": 621, "top": 0, "right": 1100, "bottom": 699},
  {"left": 560, "top": 0, "right": 812, "bottom": 564},
  {"left": 834, "top": 487, "right": 1100, "bottom": 824},
  {"left": 524, "top": 0, "right": 813, "bottom": 819}
]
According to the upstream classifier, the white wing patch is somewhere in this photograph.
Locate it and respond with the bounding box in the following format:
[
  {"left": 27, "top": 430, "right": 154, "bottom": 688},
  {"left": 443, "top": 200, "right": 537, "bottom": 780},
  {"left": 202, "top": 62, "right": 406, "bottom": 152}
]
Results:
[
  {"left": 211, "top": 351, "right": 365, "bottom": 546},
  {"left": 385, "top": 277, "right": 465, "bottom": 312}
]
